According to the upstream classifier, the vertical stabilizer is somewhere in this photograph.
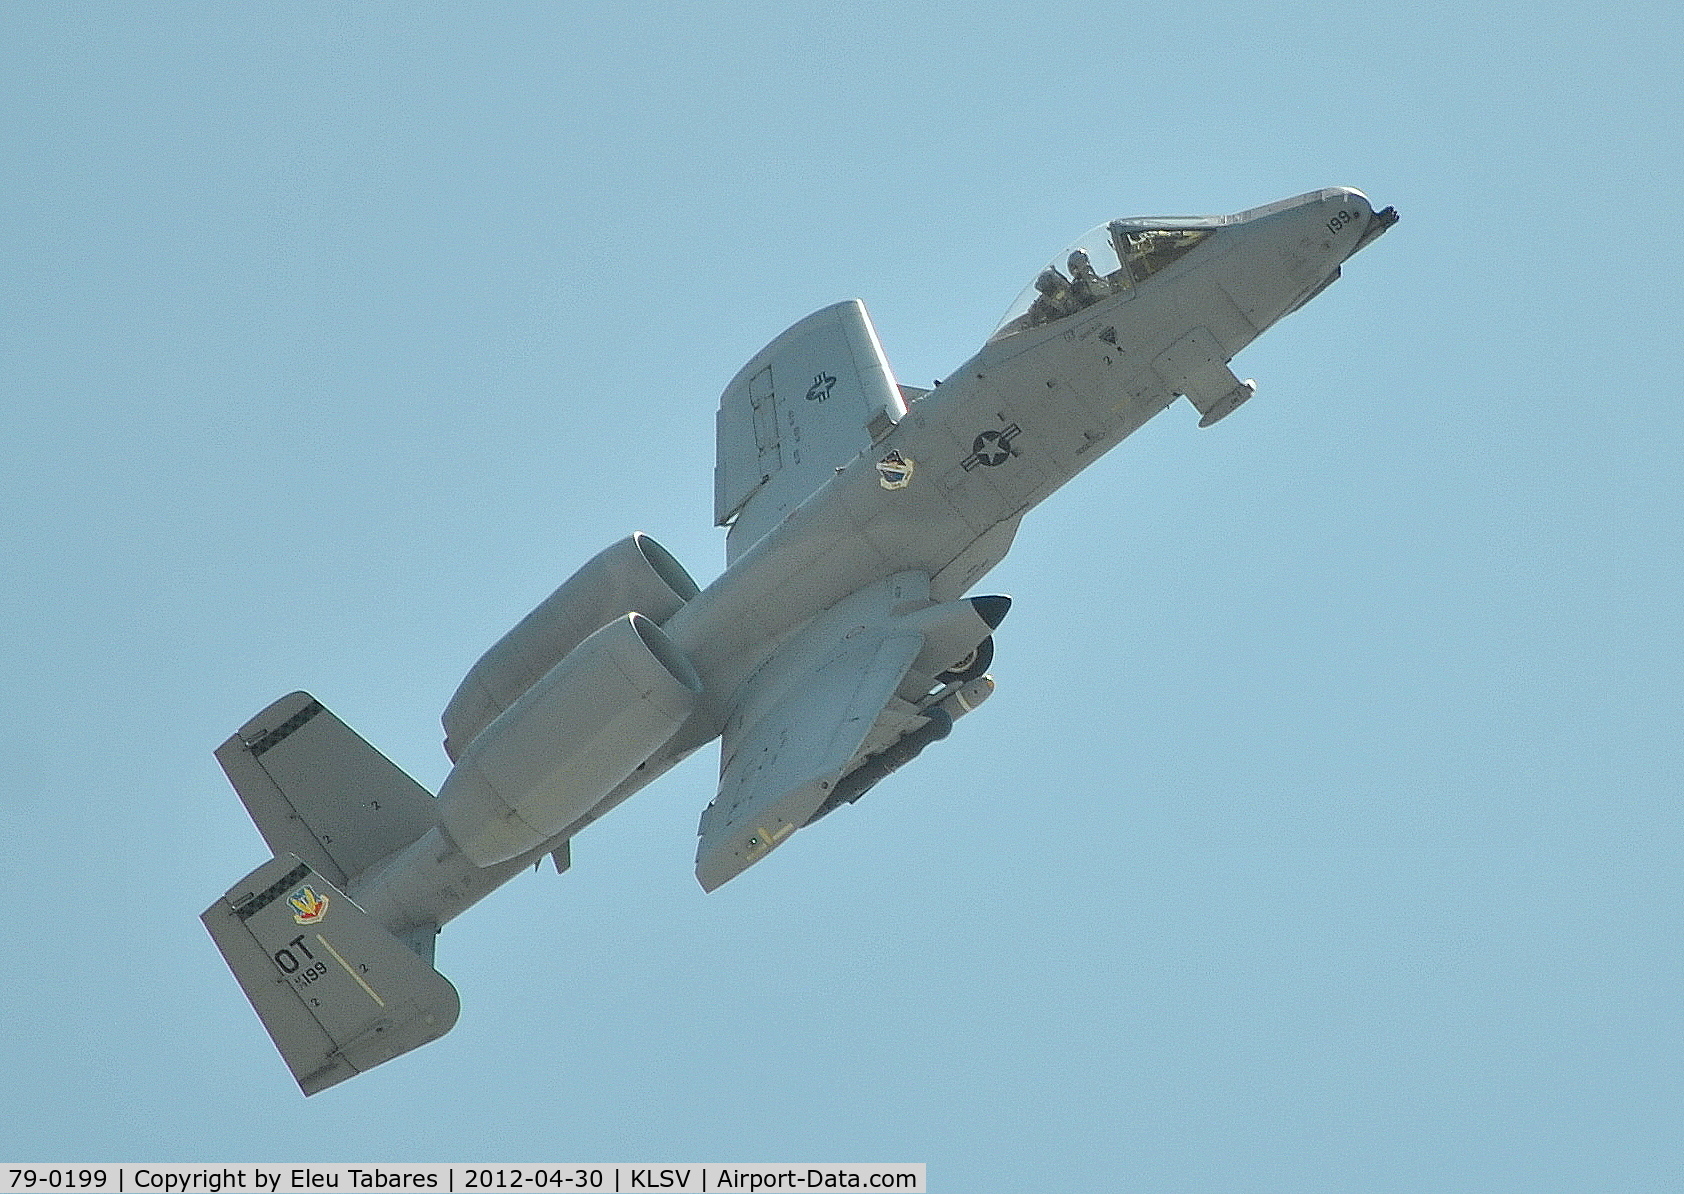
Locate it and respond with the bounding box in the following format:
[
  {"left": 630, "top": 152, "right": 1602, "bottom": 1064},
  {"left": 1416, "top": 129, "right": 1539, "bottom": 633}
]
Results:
[
  {"left": 202, "top": 853, "right": 459, "bottom": 1095},
  {"left": 216, "top": 692, "right": 437, "bottom": 888}
]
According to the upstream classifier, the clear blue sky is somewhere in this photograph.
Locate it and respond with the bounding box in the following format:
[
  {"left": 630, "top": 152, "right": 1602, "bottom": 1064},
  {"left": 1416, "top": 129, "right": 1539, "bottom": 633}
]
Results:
[{"left": 5, "top": 3, "right": 1681, "bottom": 1189}]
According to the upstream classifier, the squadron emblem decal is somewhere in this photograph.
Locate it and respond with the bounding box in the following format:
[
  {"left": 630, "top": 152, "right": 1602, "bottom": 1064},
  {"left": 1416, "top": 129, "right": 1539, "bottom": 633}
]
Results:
[
  {"left": 289, "top": 884, "right": 330, "bottom": 925},
  {"left": 961, "top": 424, "right": 1023, "bottom": 470},
  {"left": 877, "top": 450, "right": 915, "bottom": 490}
]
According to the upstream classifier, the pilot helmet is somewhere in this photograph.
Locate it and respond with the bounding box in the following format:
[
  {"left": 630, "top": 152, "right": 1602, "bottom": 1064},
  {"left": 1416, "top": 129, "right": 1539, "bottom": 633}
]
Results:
[{"left": 1034, "top": 268, "right": 1068, "bottom": 295}]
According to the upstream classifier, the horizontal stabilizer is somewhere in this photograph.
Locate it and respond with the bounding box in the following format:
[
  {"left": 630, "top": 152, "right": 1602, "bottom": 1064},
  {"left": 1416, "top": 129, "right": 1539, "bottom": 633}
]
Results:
[
  {"left": 202, "top": 853, "right": 459, "bottom": 1096},
  {"left": 216, "top": 692, "right": 437, "bottom": 888}
]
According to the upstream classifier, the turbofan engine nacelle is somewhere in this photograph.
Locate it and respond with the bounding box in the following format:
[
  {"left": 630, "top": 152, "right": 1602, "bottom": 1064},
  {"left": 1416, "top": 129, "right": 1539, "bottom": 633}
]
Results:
[
  {"left": 443, "top": 533, "right": 700, "bottom": 760},
  {"left": 438, "top": 613, "right": 703, "bottom": 867}
]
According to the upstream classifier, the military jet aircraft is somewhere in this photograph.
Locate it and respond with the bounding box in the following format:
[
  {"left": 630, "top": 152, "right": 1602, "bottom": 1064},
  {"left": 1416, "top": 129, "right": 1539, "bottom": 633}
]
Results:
[{"left": 204, "top": 187, "right": 1396, "bottom": 1093}]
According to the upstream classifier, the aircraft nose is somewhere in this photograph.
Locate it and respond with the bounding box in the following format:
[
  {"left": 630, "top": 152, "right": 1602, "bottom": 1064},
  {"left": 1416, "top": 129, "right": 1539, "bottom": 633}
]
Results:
[
  {"left": 1325, "top": 186, "right": 1372, "bottom": 211},
  {"left": 1221, "top": 188, "right": 1393, "bottom": 326},
  {"left": 1265, "top": 188, "right": 1387, "bottom": 267},
  {"left": 1309, "top": 188, "right": 1399, "bottom": 261},
  {"left": 1311, "top": 187, "right": 1372, "bottom": 238}
]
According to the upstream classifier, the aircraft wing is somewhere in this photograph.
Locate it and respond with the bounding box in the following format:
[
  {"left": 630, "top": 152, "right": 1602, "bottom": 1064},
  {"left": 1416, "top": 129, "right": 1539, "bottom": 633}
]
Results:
[
  {"left": 714, "top": 300, "right": 908, "bottom": 563},
  {"left": 696, "top": 581, "right": 929, "bottom": 890}
]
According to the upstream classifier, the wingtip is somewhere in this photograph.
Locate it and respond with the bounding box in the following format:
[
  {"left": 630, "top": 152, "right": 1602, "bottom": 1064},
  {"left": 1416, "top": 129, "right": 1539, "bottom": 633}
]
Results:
[{"left": 695, "top": 855, "right": 730, "bottom": 893}]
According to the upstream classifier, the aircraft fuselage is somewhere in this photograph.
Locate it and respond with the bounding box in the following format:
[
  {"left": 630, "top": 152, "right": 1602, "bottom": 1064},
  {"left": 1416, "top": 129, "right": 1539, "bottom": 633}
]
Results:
[{"left": 347, "top": 186, "right": 1391, "bottom": 926}]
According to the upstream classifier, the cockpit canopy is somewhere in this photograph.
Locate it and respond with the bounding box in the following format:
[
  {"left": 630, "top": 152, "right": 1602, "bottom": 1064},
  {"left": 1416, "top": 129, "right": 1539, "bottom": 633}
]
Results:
[{"left": 990, "top": 217, "right": 1218, "bottom": 342}]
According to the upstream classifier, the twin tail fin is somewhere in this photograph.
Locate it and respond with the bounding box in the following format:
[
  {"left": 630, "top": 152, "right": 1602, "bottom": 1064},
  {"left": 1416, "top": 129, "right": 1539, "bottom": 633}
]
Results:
[
  {"left": 202, "top": 853, "right": 458, "bottom": 1095},
  {"left": 206, "top": 692, "right": 455, "bottom": 1094}
]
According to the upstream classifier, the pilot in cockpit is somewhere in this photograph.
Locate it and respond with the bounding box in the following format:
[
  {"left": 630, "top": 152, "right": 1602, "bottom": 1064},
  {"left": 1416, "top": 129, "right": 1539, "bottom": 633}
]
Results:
[
  {"left": 1067, "top": 249, "right": 1111, "bottom": 307},
  {"left": 1027, "top": 268, "right": 1079, "bottom": 326}
]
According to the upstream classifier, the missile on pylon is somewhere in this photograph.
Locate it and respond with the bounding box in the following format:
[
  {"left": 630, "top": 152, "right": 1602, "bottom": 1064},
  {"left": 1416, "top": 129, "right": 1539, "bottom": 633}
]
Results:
[{"left": 806, "top": 675, "right": 996, "bottom": 825}]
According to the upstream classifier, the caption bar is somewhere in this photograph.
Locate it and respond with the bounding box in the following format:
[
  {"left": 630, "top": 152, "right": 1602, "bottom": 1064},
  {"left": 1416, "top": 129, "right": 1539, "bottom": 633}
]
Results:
[{"left": 2, "top": 1168, "right": 924, "bottom": 1194}]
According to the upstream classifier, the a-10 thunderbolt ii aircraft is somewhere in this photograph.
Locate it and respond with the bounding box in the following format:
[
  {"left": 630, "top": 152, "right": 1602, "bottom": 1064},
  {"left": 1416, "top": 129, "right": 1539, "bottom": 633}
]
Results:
[{"left": 203, "top": 187, "right": 1396, "bottom": 1093}]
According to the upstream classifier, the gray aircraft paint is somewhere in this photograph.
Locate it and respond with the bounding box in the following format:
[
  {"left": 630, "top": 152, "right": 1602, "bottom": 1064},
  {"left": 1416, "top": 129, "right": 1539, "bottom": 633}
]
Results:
[{"left": 204, "top": 187, "right": 1395, "bottom": 1093}]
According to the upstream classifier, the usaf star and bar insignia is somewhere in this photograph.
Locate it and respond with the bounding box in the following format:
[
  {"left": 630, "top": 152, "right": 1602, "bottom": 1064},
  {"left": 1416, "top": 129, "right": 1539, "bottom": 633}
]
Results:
[{"left": 962, "top": 424, "right": 1023, "bottom": 471}]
